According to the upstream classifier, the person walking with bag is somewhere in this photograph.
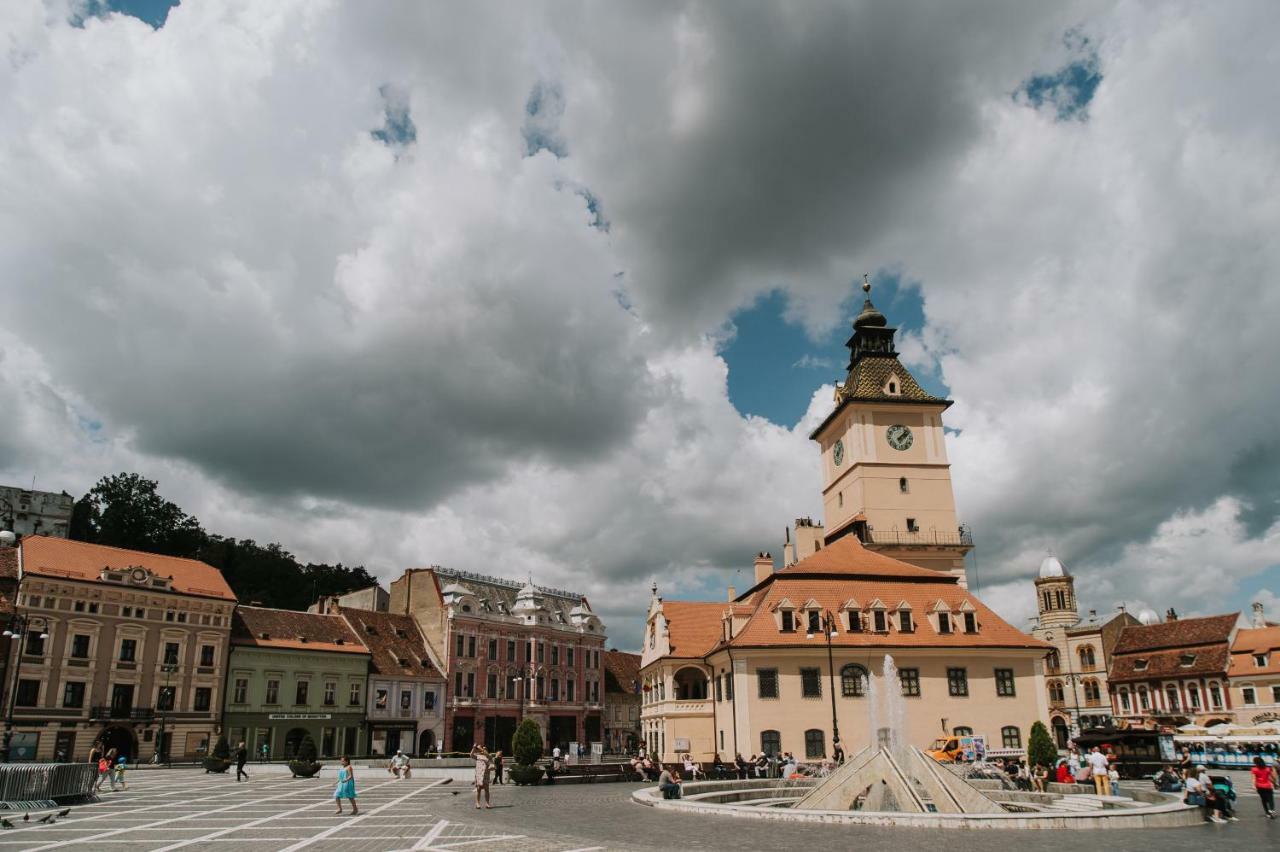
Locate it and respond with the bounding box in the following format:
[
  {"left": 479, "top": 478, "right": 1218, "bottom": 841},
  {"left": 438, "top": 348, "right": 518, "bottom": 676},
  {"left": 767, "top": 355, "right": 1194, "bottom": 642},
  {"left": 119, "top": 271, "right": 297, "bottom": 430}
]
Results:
[
  {"left": 333, "top": 757, "right": 359, "bottom": 816},
  {"left": 235, "top": 741, "right": 249, "bottom": 782}
]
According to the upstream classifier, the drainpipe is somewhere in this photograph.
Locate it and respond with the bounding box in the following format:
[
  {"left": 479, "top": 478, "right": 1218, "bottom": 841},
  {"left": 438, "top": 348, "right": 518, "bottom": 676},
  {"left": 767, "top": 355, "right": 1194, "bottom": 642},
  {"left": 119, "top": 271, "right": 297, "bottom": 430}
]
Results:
[{"left": 726, "top": 647, "right": 738, "bottom": 758}]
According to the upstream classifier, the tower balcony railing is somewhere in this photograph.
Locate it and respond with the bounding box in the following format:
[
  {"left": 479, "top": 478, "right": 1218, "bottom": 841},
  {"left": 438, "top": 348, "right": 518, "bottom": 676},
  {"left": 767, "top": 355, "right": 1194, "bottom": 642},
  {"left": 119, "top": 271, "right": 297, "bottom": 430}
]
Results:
[{"left": 863, "top": 527, "right": 974, "bottom": 548}]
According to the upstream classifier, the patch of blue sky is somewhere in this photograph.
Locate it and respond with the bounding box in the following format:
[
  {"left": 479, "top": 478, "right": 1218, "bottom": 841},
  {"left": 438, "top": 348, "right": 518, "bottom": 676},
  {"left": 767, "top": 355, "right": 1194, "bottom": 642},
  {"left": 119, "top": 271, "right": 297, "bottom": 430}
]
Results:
[
  {"left": 371, "top": 85, "right": 416, "bottom": 148},
  {"left": 720, "top": 274, "right": 947, "bottom": 428},
  {"left": 102, "top": 0, "right": 178, "bottom": 28},
  {"left": 1232, "top": 564, "right": 1280, "bottom": 612},
  {"left": 523, "top": 81, "right": 567, "bottom": 158},
  {"left": 1017, "top": 30, "right": 1102, "bottom": 121}
]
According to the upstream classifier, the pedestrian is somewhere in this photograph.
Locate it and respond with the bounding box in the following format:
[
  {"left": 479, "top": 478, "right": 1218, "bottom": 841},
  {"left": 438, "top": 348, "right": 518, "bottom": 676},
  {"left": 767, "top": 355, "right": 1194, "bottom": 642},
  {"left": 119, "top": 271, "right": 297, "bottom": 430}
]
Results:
[
  {"left": 658, "top": 766, "right": 682, "bottom": 799},
  {"left": 260, "top": 741, "right": 269, "bottom": 762},
  {"left": 1201, "top": 767, "right": 1236, "bottom": 823},
  {"left": 552, "top": 744, "right": 561, "bottom": 762},
  {"left": 1251, "top": 756, "right": 1277, "bottom": 818},
  {"left": 682, "top": 753, "right": 695, "bottom": 779},
  {"left": 99, "top": 748, "right": 118, "bottom": 792},
  {"left": 235, "top": 741, "right": 249, "bottom": 782},
  {"left": 833, "top": 738, "right": 845, "bottom": 765},
  {"left": 333, "top": 756, "right": 359, "bottom": 815},
  {"left": 88, "top": 741, "right": 102, "bottom": 768},
  {"left": 470, "top": 744, "right": 492, "bottom": 810},
  {"left": 113, "top": 754, "right": 128, "bottom": 790},
  {"left": 493, "top": 751, "right": 504, "bottom": 785},
  {"left": 1108, "top": 764, "right": 1120, "bottom": 797},
  {"left": 1087, "top": 747, "right": 1110, "bottom": 796}
]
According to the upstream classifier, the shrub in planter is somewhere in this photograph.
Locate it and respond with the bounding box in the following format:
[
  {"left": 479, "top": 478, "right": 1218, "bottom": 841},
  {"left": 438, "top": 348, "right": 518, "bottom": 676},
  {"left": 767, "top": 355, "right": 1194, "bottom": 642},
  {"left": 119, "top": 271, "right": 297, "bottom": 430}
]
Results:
[
  {"left": 507, "top": 719, "right": 545, "bottom": 785},
  {"left": 1027, "top": 721, "right": 1058, "bottom": 771},
  {"left": 203, "top": 734, "right": 232, "bottom": 773},
  {"left": 288, "top": 733, "right": 323, "bottom": 778}
]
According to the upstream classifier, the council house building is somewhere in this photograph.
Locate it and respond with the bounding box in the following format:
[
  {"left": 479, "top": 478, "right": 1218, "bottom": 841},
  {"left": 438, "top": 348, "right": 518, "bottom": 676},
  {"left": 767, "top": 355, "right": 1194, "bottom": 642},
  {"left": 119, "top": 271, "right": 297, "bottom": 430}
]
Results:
[{"left": 639, "top": 283, "right": 1050, "bottom": 763}]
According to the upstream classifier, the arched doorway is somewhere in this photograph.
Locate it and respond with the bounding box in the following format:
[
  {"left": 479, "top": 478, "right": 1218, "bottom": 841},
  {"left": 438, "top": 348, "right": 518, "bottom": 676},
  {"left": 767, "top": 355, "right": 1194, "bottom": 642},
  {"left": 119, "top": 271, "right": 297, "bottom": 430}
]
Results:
[
  {"left": 99, "top": 725, "right": 137, "bottom": 762},
  {"left": 419, "top": 730, "right": 435, "bottom": 756},
  {"left": 1051, "top": 716, "right": 1070, "bottom": 749},
  {"left": 284, "top": 728, "right": 308, "bottom": 758},
  {"left": 673, "top": 667, "right": 708, "bottom": 700}
]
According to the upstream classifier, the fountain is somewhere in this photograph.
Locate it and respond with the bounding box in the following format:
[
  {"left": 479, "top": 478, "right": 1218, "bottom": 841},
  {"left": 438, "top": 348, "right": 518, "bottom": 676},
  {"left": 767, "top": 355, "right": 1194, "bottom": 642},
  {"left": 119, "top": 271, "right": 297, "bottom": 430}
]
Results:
[{"left": 634, "top": 652, "right": 1202, "bottom": 827}]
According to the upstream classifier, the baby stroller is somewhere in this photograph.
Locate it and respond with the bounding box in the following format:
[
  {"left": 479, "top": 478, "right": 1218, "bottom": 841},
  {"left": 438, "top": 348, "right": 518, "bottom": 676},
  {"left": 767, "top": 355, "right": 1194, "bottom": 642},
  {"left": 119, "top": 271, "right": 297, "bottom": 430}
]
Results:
[{"left": 1207, "top": 774, "right": 1238, "bottom": 820}]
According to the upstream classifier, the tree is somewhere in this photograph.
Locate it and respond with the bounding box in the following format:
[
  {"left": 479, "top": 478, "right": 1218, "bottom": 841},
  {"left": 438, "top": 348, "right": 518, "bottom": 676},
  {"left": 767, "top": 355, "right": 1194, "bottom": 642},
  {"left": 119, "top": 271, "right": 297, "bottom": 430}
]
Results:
[
  {"left": 512, "top": 719, "right": 543, "bottom": 766},
  {"left": 71, "top": 473, "right": 204, "bottom": 556},
  {"left": 1028, "top": 721, "right": 1059, "bottom": 770},
  {"left": 212, "top": 734, "right": 231, "bottom": 761}
]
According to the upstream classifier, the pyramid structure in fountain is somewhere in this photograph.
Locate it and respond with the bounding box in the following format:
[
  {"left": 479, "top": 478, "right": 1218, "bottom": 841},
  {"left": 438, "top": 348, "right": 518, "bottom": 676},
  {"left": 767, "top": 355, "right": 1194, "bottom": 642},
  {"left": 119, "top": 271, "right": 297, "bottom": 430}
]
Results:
[
  {"left": 795, "top": 655, "right": 1003, "bottom": 814},
  {"left": 794, "top": 744, "right": 1003, "bottom": 813}
]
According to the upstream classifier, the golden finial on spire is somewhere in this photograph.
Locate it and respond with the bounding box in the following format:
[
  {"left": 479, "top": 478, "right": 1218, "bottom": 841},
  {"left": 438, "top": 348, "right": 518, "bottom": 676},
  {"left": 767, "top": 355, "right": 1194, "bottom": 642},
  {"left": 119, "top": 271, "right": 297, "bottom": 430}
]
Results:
[{"left": 862, "top": 273, "right": 871, "bottom": 294}]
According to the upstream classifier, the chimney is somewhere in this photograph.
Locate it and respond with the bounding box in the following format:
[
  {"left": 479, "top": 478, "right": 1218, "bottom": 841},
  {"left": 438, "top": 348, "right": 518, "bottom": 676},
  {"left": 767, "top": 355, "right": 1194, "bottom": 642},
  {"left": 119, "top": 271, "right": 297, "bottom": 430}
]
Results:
[
  {"left": 793, "top": 517, "right": 825, "bottom": 561},
  {"left": 783, "top": 526, "right": 796, "bottom": 567},
  {"left": 753, "top": 552, "right": 774, "bottom": 585},
  {"left": 1253, "top": 601, "right": 1266, "bottom": 628},
  {"left": 727, "top": 585, "right": 736, "bottom": 602},
  {"left": 1165, "top": 607, "right": 1178, "bottom": 622}
]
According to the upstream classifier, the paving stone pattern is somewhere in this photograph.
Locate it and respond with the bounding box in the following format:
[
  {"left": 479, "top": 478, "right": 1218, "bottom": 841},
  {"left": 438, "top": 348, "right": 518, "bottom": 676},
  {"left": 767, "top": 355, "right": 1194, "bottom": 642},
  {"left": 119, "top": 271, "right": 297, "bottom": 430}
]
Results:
[{"left": 0, "top": 767, "right": 1273, "bottom": 851}]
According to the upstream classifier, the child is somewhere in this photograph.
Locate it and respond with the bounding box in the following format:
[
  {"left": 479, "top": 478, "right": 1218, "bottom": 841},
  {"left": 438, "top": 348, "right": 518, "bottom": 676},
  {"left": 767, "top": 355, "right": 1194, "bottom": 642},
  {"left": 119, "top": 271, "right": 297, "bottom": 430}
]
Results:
[
  {"left": 333, "top": 756, "right": 358, "bottom": 815},
  {"left": 113, "top": 755, "right": 128, "bottom": 790}
]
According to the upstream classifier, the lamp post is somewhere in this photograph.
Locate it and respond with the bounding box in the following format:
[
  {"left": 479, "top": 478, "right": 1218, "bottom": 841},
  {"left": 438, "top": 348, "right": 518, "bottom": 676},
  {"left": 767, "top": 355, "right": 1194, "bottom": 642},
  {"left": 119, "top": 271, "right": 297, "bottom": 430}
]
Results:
[
  {"left": 806, "top": 610, "right": 841, "bottom": 755},
  {"left": 156, "top": 663, "right": 177, "bottom": 766},
  {"left": 1, "top": 613, "right": 50, "bottom": 763}
]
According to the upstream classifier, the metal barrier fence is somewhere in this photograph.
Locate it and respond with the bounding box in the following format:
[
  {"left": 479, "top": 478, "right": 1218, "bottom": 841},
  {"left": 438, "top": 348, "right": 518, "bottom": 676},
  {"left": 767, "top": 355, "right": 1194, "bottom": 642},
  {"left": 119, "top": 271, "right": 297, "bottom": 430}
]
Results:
[{"left": 0, "top": 763, "right": 97, "bottom": 804}]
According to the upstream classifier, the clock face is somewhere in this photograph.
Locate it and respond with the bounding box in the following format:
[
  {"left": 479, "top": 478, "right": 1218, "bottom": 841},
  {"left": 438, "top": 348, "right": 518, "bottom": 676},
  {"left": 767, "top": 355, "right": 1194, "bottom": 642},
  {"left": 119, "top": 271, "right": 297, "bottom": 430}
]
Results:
[
  {"left": 886, "top": 424, "right": 913, "bottom": 451},
  {"left": 833, "top": 439, "right": 845, "bottom": 466}
]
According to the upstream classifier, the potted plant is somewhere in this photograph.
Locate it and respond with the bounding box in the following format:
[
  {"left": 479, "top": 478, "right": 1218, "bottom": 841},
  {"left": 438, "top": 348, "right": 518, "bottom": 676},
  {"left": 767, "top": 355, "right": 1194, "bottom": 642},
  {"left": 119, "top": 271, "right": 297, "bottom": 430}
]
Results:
[
  {"left": 288, "top": 733, "right": 323, "bottom": 778},
  {"left": 505, "top": 719, "right": 545, "bottom": 786},
  {"left": 202, "top": 734, "right": 232, "bottom": 773}
]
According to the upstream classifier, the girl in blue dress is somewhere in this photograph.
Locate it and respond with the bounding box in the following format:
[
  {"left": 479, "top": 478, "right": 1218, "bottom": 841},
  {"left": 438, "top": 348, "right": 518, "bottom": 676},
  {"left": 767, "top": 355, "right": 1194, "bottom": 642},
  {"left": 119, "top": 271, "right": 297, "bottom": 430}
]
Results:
[{"left": 334, "top": 756, "right": 358, "bottom": 815}]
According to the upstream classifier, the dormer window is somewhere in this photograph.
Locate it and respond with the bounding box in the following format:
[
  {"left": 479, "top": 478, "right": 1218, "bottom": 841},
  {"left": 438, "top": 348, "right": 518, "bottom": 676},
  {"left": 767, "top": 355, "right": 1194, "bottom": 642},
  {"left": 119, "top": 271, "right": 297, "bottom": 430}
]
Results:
[
  {"left": 781, "top": 610, "right": 795, "bottom": 633},
  {"left": 1133, "top": 658, "right": 1149, "bottom": 671},
  {"left": 847, "top": 611, "right": 863, "bottom": 633},
  {"left": 962, "top": 612, "right": 977, "bottom": 633},
  {"left": 872, "top": 610, "right": 887, "bottom": 633},
  {"left": 937, "top": 612, "right": 952, "bottom": 634},
  {"left": 888, "top": 382, "right": 897, "bottom": 394},
  {"left": 1180, "top": 654, "right": 1197, "bottom": 668},
  {"left": 806, "top": 610, "right": 821, "bottom": 634},
  {"left": 1254, "top": 653, "right": 1269, "bottom": 668},
  {"left": 899, "top": 611, "right": 914, "bottom": 633}
]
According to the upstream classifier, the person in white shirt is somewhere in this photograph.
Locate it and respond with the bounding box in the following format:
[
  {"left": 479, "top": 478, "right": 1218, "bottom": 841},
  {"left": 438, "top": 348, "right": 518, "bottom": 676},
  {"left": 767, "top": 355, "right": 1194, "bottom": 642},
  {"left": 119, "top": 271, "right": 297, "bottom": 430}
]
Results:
[
  {"left": 389, "top": 750, "right": 411, "bottom": 779},
  {"left": 552, "top": 745, "right": 561, "bottom": 760},
  {"left": 1087, "top": 747, "right": 1111, "bottom": 796}
]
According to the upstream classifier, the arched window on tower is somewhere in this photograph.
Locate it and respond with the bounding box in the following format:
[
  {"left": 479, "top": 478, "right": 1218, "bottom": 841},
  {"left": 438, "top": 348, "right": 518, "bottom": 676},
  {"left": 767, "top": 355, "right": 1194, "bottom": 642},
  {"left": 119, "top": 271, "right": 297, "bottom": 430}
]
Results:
[
  {"left": 1078, "top": 646, "right": 1097, "bottom": 670},
  {"left": 1048, "top": 680, "right": 1065, "bottom": 703},
  {"left": 1055, "top": 590, "right": 1066, "bottom": 610},
  {"left": 899, "top": 477, "right": 909, "bottom": 494},
  {"left": 1047, "top": 650, "right": 1060, "bottom": 672},
  {"left": 1043, "top": 591, "right": 1053, "bottom": 611}
]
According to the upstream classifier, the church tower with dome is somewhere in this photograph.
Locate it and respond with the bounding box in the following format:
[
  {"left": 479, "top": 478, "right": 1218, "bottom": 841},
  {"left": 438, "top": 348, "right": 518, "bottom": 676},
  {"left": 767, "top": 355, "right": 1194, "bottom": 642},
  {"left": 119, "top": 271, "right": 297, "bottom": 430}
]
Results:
[{"left": 1034, "top": 554, "right": 1078, "bottom": 629}]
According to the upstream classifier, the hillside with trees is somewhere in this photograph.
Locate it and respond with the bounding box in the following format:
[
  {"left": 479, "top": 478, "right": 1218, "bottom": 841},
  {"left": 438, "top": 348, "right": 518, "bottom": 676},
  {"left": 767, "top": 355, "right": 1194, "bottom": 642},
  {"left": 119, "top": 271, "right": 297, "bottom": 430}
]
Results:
[{"left": 69, "top": 472, "right": 376, "bottom": 610}]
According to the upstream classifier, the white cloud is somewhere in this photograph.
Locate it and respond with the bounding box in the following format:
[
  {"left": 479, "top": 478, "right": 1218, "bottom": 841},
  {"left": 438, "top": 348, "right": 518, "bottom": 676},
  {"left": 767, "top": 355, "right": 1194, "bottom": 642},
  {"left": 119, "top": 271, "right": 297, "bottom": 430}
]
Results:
[{"left": 1, "top": 1, "right": 1278, "bottom": 649}]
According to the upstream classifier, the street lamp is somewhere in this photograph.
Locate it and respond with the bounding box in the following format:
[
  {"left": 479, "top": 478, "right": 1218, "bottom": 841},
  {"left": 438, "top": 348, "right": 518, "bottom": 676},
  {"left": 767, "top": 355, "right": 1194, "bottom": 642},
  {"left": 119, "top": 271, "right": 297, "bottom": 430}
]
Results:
[
  {"left": 1, "top": 613, "right": 50, "bottom": 763},
  {"left": 806, "top": 610, "right": 841, "bottom": 757},
  {"left": 155, "top": 664, "right": 178, "bottom": 766}
]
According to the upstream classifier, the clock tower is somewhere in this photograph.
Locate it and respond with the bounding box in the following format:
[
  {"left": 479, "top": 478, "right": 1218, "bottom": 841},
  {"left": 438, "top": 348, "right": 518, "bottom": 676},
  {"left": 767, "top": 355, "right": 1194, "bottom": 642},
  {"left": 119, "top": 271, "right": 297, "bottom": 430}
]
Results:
[{"left": 808, "top": 278, "right": 972, "bottom": 583}]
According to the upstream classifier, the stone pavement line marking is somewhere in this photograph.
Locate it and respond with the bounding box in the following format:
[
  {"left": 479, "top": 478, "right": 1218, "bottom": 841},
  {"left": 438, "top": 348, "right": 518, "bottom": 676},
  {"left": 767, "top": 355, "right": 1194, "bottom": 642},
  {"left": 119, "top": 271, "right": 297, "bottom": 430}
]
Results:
[
  {"left": 272, "top": 779, "right": 444, "bottom": 852},
  {"left": 410, "top": 819, "right": 449, "bottom": 850},
  {"left": 428, "top": 838, "right": 528, "bottom": 850},
  {"left": 0, "top": 777, "right": 306, "bottom": 844},
  {"left": 146, "top": 777, "right": 409, "bottom": 852},
  {"left": 556, "top": 847, "right": 605, "bottom": 852},
  {"left": 23, "top": 777, "right": 360, "bottom": 851}
]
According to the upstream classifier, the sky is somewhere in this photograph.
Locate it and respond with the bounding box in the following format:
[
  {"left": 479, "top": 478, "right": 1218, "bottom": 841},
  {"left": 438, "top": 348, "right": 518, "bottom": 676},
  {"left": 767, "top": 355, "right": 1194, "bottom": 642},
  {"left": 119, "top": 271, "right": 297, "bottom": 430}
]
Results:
[{"left": 2, "top": 0, "right": 1279, "bottom": 650}]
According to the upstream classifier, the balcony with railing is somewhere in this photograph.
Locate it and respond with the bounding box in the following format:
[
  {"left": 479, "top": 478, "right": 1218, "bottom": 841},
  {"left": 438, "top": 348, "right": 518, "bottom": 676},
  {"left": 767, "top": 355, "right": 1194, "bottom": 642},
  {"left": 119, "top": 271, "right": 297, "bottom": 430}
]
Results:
[
  {"left": 863, "top": 526, "right": 974, "bottom": 548},
  {"left": 90, "top": 706, "right": 155, "bottom": 722}
]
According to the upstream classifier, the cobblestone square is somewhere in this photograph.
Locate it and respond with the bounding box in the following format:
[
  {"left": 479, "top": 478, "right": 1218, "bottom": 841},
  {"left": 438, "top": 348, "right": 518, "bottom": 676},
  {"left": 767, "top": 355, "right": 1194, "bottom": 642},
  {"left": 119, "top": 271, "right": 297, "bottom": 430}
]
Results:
[{"left": 0, "top": 768, "right": 1272, "bottom": 851}]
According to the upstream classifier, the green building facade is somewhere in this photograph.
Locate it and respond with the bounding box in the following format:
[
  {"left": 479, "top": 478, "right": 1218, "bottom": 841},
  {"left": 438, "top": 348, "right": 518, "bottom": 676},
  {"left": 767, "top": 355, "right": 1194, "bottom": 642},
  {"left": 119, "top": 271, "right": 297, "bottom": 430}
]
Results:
[{"left": 223, "top": 607, "right": 370, "bottom": 759}]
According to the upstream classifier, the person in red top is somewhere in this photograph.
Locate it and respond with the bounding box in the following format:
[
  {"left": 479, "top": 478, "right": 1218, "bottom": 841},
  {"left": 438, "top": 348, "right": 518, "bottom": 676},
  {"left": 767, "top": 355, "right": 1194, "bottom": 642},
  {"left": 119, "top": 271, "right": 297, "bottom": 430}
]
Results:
[
  {"left": 1056, "top": 760, "right": 1073, "bottom": 785},
  {"left": 1251, "top": 756, "right": 1277, "bottom": 819}
]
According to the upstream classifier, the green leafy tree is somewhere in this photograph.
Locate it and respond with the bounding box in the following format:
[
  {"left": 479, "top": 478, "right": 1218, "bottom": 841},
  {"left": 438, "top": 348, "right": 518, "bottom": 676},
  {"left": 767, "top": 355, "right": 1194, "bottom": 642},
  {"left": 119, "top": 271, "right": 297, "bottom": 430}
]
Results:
[
  {"left": 71, "top": 473, "right": 204, "bottom": 556},
  {"left": 512, "top": 719, "right": 543, "bottom": 766},
  {"left": 1027, "top": 721, "right": 1059, "bottom": 770},
  {"left": 212, "top": 734, "right": 231, "bottom": 761}
]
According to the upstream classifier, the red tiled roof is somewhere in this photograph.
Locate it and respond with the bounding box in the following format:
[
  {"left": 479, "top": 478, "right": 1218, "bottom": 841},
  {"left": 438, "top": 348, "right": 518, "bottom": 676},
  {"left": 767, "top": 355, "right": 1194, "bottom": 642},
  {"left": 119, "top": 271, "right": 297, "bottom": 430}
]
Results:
[
  {"left": 232, "top": 606, "right": 368, "bottom": 655},
  {"left": 1110, "top": 647, "right": 1230, "bottom": 683},
  {"left": 727, "top": 576, "right": 1047, "bottom": 650},
  {"left": 662, "top": 601, "right": 727, "bottom": 658},
  {"left": 1229, "top": 626, "right": 1280, "bottom": 677},
  {"left": 772, "top": 535, "right": 953, "bottom": 581},
  {"left": 19, "top": 535, "right": 235, "bottom": 600},
  {"left": 604, "top": 650, "right": 641, "bottom": 694},
  {"left": 1112, "top": 614, "right": 1237, "bottom": 654},
  {"left": 338, "top": 607, "right": 441, "bottom": 678}
]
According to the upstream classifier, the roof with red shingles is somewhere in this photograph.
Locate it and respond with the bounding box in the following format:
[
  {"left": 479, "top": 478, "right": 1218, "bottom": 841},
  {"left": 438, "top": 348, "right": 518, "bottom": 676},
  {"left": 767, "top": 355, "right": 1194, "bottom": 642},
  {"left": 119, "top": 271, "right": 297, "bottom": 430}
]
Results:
[{"left": 19, "top": 535, "right": 235, "bottom": 601}]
